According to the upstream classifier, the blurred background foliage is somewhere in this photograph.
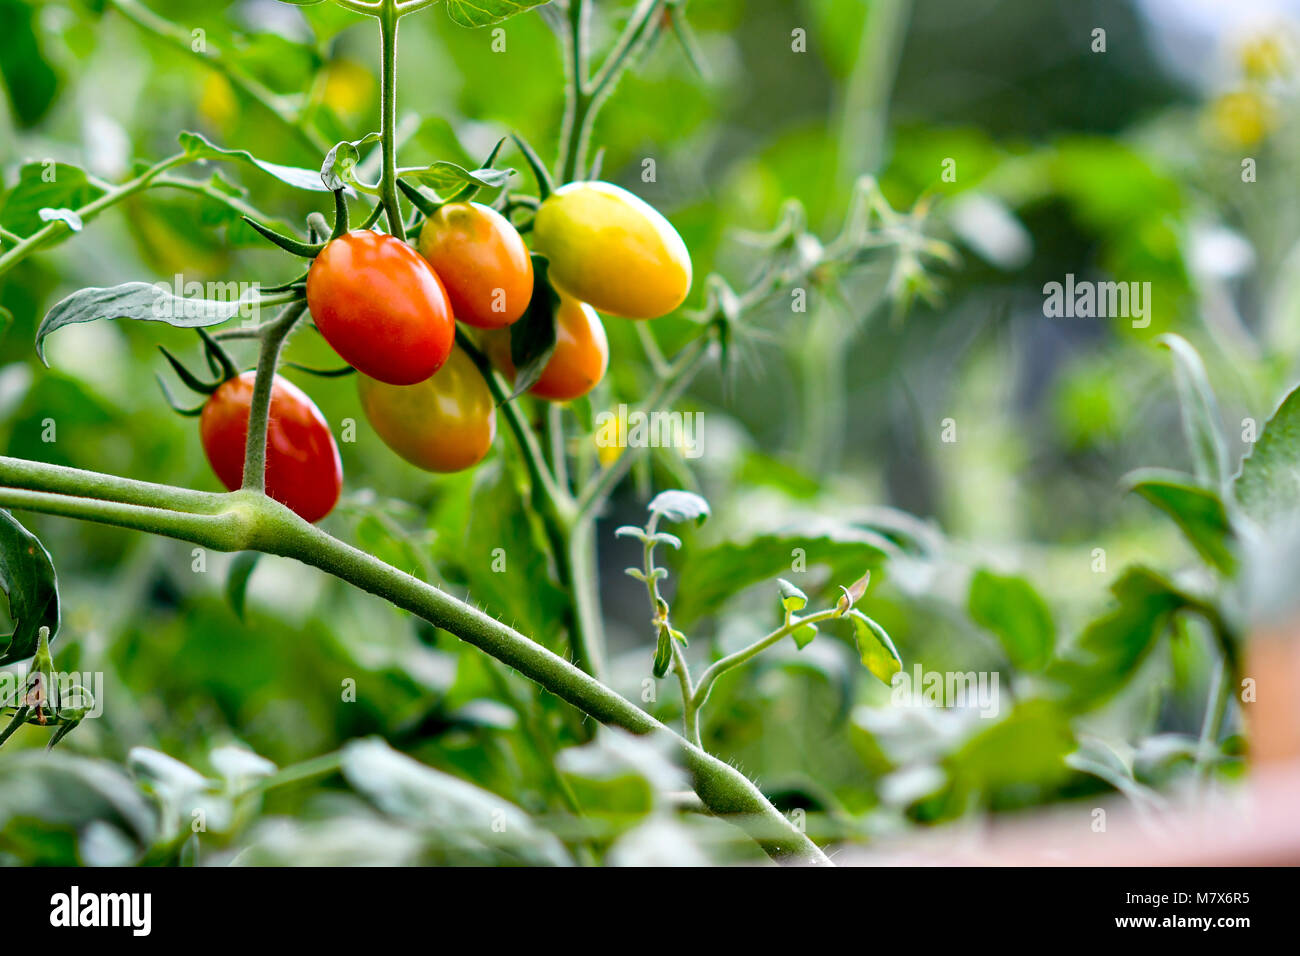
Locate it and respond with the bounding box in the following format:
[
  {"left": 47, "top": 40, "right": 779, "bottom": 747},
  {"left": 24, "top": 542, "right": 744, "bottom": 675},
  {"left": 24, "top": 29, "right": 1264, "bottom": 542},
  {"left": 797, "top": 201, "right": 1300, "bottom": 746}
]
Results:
[{"left": 0, "top": 0, "right": 1295, "bottom": 864}]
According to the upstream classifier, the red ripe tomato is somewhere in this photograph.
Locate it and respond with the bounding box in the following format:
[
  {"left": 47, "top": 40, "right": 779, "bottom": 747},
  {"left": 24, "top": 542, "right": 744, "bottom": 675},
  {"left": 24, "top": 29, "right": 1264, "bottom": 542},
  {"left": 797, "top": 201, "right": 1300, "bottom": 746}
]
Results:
[
  {"left": 416, "top": 202, "right": 534, "bottom": 329},
  {"left": 484, "top": 293, "right": 609, "bottom": 402},
  {"left": 306, "top": 230, "right": 454, "bottom": 385},
  {"left": 199, "top": 372, "right": 342, "bottom": 523}
]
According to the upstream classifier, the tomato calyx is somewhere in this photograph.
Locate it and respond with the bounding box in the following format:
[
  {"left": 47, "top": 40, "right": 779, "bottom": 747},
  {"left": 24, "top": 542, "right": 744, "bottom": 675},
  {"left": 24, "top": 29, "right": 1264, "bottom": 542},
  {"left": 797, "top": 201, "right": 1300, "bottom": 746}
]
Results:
[{"left": 155, "top": 328, "right": 242, "bottom": 416}]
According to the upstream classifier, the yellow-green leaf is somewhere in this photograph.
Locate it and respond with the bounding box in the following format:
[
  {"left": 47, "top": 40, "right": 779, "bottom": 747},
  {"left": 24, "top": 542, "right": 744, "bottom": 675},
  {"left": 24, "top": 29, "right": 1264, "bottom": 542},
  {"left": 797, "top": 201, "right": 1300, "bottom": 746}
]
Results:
[{"left": 849, "top": 610, "right": 901, "bottom": 685}]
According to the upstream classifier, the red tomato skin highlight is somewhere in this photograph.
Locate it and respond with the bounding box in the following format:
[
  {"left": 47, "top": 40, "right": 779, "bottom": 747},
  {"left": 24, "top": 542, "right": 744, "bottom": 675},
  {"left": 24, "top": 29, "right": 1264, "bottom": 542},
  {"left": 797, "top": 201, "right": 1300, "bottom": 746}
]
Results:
[
  {"left": 199, "top": 372, "right": 343, "bottom": 523},
  {"left": 306, "top": 230, "right": 454, "bottom": 385}
]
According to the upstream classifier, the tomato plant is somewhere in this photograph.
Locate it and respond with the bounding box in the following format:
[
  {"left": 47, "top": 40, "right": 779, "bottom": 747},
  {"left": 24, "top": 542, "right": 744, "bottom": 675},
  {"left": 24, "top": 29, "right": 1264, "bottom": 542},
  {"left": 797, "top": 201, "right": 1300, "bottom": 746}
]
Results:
[{"left": 0, "top": 0, "right": 1293, "bottom": 883}]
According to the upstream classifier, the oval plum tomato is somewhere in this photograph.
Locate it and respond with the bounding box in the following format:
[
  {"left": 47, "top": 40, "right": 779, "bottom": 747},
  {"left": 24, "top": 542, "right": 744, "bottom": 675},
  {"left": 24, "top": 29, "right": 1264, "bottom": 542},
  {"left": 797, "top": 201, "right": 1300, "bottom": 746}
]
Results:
[
  {"left": 484, "top": 293, "right": 609, "bottom": 402},
  {"left": 199, "top": 372, "right": 342, "bottom": 523},
  {"left": 531, "top": 181, "right": 692, "bottom": 320},
  {"left": 357, "top": 345, "right": 496, "bottom": 473},
  {"left": 306, "top": 230, "right": 454, "bottom": 385},
  {"left": 416, "top": 202, "right": 534, "bottom": 329}
]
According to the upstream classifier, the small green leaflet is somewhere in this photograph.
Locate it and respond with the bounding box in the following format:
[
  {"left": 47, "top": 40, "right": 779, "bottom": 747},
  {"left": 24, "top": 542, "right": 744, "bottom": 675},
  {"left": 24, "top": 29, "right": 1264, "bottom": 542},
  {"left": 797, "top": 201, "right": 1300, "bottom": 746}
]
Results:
[
  {"left": 653, "top": 626, "right": 673, "bottom": 678},
  {"left": 1126, "top": 468, "right": 1236, "bottom": 574},
  {"left": 848, "top": 609, "right": 901, "bottom": 685},
  {"left": 398, "top": 162, "right": 512, "bottom": 197},
  {"left": 777, "top": 578, "right": 807, "bottom": 612},
  {"left": 967, "top": 568, "right": 1054, "bottom": 672},
  {"left": 444, "top": 0, "right": 551, "bottom": 29},
  {"left": 647, "top": 490, "right": 711, "bottom": 526},
  {"left": 791, "top": 622, "right": 817, "bottom": 650},
  {"left": 0, "top": 510, "right": 60, "bottom": 666},
  {"left": 322, "top": 134, "right": 380, "bottom": 192},
  {"left": 1235, "top": 382, "right": 1300, "bottom": 525}
]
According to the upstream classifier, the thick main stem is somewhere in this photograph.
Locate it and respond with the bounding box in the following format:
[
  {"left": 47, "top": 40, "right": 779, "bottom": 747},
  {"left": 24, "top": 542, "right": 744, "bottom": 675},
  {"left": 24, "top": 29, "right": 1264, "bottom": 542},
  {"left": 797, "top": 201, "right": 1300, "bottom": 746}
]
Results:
[
  {"left": 0, "top": 462, "right": 827, "bottom": 864},
  {"left": 241, "top": 301, "right": 307, "bottom": 491},
  {"left": 378, "top": 2, "right": 405, "bottom": 242}
]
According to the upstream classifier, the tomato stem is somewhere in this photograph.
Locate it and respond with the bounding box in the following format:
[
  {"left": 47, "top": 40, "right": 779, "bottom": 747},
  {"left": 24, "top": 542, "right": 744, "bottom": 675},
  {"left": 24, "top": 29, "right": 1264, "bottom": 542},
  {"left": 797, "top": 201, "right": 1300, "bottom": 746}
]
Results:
[
  {"left": 241, "top": 301, "right": 308, "bottom": 493},
  {"left": 0, "top": 458, "right": 829, "bottom": 865},
  {"left": 377, "top": 0, "right": 406, "bottom": 242}
]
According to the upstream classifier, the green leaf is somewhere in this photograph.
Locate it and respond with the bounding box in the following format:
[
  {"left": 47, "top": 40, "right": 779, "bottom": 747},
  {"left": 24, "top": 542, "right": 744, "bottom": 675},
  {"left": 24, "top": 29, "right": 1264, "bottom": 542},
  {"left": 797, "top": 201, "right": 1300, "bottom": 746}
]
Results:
[
  {"left": 652, "top": 625, "right": 672, "bottom": 678},
  {"left": 944, "top": 700, "right": 1075, "bottom": 803},
  {"left": 791, "top": 622, "right": 818, "bottom": 650},
  {"left": 0, "top": 0, "right": 59, "bottom": 127},
  {"left": 226, "top": 552, "right": 261, "bottom": 620},
  {"left": 777, "top": 578, "right": 807, "bottom": 612},
  {"left": 321, "top": 133, "right": 380, "bottom": 192},
  {"left": 1235, "top": 382, "right": 1300, "bottom": 525},
  {"left": 508, "top": 255, "right": 558, "bottom": 397},
  {"left": 967, "top": 568, "right": 1054, "bottom": 671},
  {"left": 444, "top": 0, "right": 551, "bottom": 28},
  {"left": 1045, "top": 566, "right": 1203, "bottom": 710},
  {"left": 1126, "top": 468, "right": 1236, "bottom": 573},
  {"left": 1158, "top": 334, "right": 1229, "bottom": 492},
  {"left": 647, "top": 489, "right": 711, "bottom": 525},
  {"left": 36, "top": 282, "right": 260, "bottom": 364},
  {"left": 178, "top": 131, "right": 332, "bottom": 192},
  {"left": 398, "top": 162, "right": 512, "bottom": 197},
  {"left": 0, "top": 510, "right": 60, "bottom": 666},
  {"left": 0, "top": 162, "right": 102, "bottom": 237},
  {"left": 340, "top": 738, "right": 571, "bottom": 866},
  {"left": 848, "top": 609, "right": 901, "bottom": 685},
  {"left": 835, "top": 570, "right": 871, "bottom": 615},
  {"left": 0, "top": 752, "right": 156, "bottom": 864}
]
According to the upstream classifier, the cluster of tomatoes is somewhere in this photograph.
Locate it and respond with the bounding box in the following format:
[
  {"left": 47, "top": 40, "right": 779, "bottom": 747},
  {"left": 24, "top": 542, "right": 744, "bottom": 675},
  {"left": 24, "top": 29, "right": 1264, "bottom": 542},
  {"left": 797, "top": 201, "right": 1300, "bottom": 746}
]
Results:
[{"left": 195, "top": 181, "right": 692, "bottom": 524}]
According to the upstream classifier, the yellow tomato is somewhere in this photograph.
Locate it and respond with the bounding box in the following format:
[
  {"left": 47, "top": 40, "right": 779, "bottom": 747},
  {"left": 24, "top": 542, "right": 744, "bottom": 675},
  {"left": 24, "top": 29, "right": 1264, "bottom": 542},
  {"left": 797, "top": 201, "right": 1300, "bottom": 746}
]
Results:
[
  {"left": 531, "top": 181, "right": 692, "bottom": 319},
  {"left": 357, "top": 345, "right": 496, "bottom": 473}
]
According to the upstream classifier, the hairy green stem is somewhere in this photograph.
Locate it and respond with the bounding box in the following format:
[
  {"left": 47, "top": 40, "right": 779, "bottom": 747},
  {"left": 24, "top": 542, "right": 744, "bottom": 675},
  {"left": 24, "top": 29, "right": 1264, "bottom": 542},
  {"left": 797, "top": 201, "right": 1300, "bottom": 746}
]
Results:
[
  {"left": 556, "top": 0, "right": 667, "bottom": 183},
  {"left": 0, "top": 153, "right": 191, "bottom": 277},
  {"left": 556, "top": 0, "right": 592, "bottom": 183},
  {"left": 0, "top": 467, "right": 825, "bottom": 863},
  {"left": 241, "top": 301, "right": 308, "bottom": 491},
  {"left": 692, "top": 607, "right": 842, "bottom": 715},
  {"left": 377, "top": 1, "right": 406, "bottom": 241},
  {"left": 638, "top": 513, "right": 699, "bottom": 745}
]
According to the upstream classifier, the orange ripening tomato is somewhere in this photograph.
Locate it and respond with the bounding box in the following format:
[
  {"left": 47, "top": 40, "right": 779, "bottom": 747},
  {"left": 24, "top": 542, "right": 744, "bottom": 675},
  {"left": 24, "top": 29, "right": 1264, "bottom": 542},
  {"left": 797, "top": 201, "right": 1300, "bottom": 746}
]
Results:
[
  {"left": 199, "top": 372, "right": 342, "bottom": 523},
  {"left": 484, "top": 294, "right": 609, "bottom": 402},
  {"left": 416, "top": 202, "right": 534, "bottom": 329},
  {"left": 357, "top": 345, "right": 496, "bottom": 473},
  {"left": 306, "top": 230, "right": 454, "bottom": 385}
]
